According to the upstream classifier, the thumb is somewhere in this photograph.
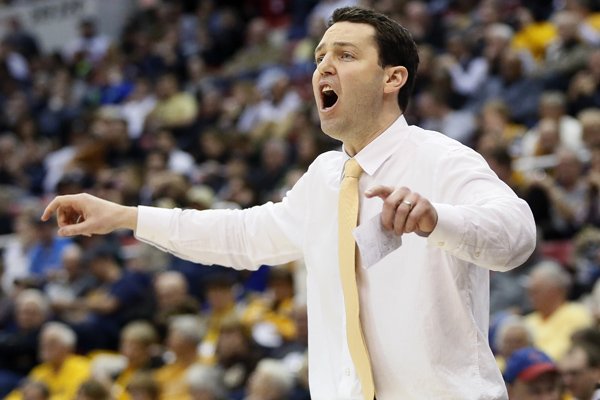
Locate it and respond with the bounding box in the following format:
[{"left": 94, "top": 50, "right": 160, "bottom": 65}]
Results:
[
  {"left": 58, "top": 219, "right": 93, "bottom": 237},
  {"left": 365, "top": 185, "right": 393, "bottom": 199}
]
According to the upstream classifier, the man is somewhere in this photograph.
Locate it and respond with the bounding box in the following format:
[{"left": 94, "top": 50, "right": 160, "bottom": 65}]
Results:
[
  {"left": 504, "top": 347, "right": 562, "bottom": 400},
  {"left": 41, "top": 7, "right": 536, "bottom": 399},
  {"left": 560, "top": 342, "right": 600, "bottom": 400}
]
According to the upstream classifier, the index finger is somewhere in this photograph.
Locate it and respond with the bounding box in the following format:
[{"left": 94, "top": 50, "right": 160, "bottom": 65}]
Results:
[
  {"left": 365, "top": 185, "right": 393, "bottom": 199},
  {"left": 41, "top": 195, "right": 73, "bottom": 221}
]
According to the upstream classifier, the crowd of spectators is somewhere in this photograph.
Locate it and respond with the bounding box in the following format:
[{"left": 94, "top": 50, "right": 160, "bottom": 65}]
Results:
[{"left": 0, "top": 0, "right": 599, "bottom": 399}]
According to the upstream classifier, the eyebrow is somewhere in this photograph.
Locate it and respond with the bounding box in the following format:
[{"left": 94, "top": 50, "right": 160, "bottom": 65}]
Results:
[{"left": 314, "top": 41, "right": 360, "bottom": 56}]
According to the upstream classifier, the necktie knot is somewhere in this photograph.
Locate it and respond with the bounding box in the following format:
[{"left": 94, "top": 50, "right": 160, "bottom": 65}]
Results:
[{"left": 343, "top": 158, "right": 363, "bottom": 179}]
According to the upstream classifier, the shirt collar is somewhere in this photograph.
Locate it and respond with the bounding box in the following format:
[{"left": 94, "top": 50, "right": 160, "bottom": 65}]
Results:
[{"left": 342, "top": 115, "right": 409, "bottom": 177}]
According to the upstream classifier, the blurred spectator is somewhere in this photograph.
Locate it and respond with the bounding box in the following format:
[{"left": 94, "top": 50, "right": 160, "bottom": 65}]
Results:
[
  {"left": 568, "top": 48, "right": 600, "bottom": 115},
  {"left": 27, "top": 216, "right": 72, "bottom": 281},
  {"left": 511, "top": 5, "right": 556, "bottom": 62},
  {"left": 526, "top": 148, "right": 589, "bottom": 240},
  {"left": 152, "top": 270, "right": 199, "bottom": 340},
  {"left": 154, "top": 315, "right": 203, "bottom": 400},
  {"left": 186, "top": 364, "right": 227, "bottom": 400},
  {"left": 522, "top": 91, "right": 583, "bottom": 157},
  {"left": 2, "top": 207, "right": 37, "bottom": 294},
  {"left": 542, "top": 11, "right": 591, "bottom": 91},
  {"left": 415, "top": 88, "right": 477, "bottom": 146},
  {"left": 44, "top": 243, "right": 97, "bottom": 324},
  {"left": 504, "top": 347, "right": 563, "bottom": 400},
  {"left": 0, "top": 38, "right": 29, "bottom": 83},
  {"left": 112, "top": 321, "right": 162, "bottom": 400},
  {"left": 470, "top": 49, "right": 543, "bottom": 127},
  {"left": 242, "top": 268, "right": 296, "bottom": 349},
  {"left": 560, "top": 340, "right": 600, "bottom": 400},
  {"left": 119, "top": 78, "right": 157, "bottom": 141},
  {"left": 74, "top": 243, "right": 153, "bottom": 351},
  {"left": 214, "top": 316, "right": 263, "bottom": 398},
  {"left": 494, "top": 315, "right": 534, "bottom": 372},
  {"left": 18, "top": 380, "right": 49, "bottom": 400},
  {"left": 3, "top": 17, "right": 39, "bottom": 61},
  {"left": 223, "top": 17, "right": 284, "bottom": 78},
  {"left": 6, "top": 322, "right": 90, "bottom": 400},
  {"left": 525, "top": 260, "right": 593, "bottom": 360},
  {"left": 198, "top": 274, "right": 245, "bottom": 363},
  {"left": 0, "top": 289, "right": 50, "bottom": 397},
  {"left": 75, "top": 378, "right": 111, "bottom": 400},
  {"left": 438, "top": 31, "right": 489, "bottom": 108},
  {"left": 125, "top": 372, "right": 160, "bottom": 400},
  {"left": 244, "top": 358, "right": 294, "bottom": 400},
  {"left": 565, "top": 0, "right": 600, "bottom": 45},
  {"left": 145, "top": 73, "right": 198, "bottom": 134},
  {"left": 152, "top": 128, "right": 195, "bottom": 177},
  {"left": 62, "top": 18, "right": 111, "bottom": 66}
]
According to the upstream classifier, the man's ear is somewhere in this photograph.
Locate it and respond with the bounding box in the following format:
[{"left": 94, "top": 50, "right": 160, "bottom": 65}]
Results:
[{"left": 383, "top": 66, "right": 408, "bottom": 94}]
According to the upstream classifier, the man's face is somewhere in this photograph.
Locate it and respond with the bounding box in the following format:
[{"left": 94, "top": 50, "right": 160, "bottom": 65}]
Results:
[
  {"left": 312, "top": 22, "right": 387, "bottom": 145},
  {"left": 508, "top": 372, "right": 562, "bottom": 400},
  {"left": 560, "top": 347, "right": 600, "bottom": 400}
]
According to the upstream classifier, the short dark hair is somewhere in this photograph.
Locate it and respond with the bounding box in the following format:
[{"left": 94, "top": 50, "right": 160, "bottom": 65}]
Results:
[{"left": 329, "top": 7, "right": 420, "bottom": 112}]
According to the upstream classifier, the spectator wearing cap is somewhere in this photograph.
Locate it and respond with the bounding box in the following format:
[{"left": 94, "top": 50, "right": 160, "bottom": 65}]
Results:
[
  {"left": 504, "top": 347, "right": 563, "bottom": 400},
  {"left": 27, "top": 215, "right": 73, "bottom": 280}
]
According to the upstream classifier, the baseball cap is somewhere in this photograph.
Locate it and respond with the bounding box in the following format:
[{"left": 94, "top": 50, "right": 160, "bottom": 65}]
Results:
[{"left": 504, "top": 347, "right": 558, "bottom": 384}]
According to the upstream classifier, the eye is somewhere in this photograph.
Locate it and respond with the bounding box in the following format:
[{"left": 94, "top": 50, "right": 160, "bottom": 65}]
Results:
[
  {"left": 341, "top": 52, "right": 355, "bottom": 60},
  {"left": 315, "top": 55, "right": 324, "bottom": 65}
]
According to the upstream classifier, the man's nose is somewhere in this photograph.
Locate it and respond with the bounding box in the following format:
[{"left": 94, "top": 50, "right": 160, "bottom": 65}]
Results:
[{"left": 317, "top": 54, "right": 335, "bottom": 75}]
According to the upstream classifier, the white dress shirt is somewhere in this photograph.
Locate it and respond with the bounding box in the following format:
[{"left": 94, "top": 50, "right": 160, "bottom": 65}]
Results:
[{"left": 136, "top": 115, "right": 536, "bottom": 399}]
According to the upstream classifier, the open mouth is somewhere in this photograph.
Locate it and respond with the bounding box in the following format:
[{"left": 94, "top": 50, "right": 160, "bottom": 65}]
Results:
[{"left": 320, "top": 85, "right": 338, "bottom": 110}]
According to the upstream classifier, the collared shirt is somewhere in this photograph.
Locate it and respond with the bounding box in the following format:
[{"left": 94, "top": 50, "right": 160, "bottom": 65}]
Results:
[{"left": 136, "top": 115, "right": 536, "bottom": 400}]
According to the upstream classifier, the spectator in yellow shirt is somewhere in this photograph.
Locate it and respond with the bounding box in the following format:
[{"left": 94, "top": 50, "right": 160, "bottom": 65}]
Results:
[{"left": 6, "top": 322, "right": 90, "bottom": 400}]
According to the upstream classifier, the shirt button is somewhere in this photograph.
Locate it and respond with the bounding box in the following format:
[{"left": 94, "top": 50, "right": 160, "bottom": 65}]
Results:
[
  {"left": 344, "top": 368, "right": 351, "bottom": 376},
  {"left": 474, "top": 250, "right": 481, "bottom": 258},
  {"left": 438, "top": 241, "right": 445, "bottom": 247}
]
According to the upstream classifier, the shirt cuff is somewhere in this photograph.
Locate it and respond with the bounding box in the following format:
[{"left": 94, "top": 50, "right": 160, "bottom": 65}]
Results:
[
  {"left": 427, "top": 203, "right": 465, "bottom": 251},
  {"left": 135, "top": 205, "right": 177, "bottom": 244}
]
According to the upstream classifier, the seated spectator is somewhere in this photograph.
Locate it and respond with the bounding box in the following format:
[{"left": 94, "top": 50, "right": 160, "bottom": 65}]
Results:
[
  {"left": 214, "top": 316, "right": 263, "bottom": 398},
  {"left": 242, "top": 268, "right": 297, "bottom": 349},
  {"left": 199, "top": 274, "right": 245, "bottom": 363},
  {"left": 62, "top": 18, "right": 111, "bottom": 66},
  {"left": 154, "top": 315, "right": 204, "bottom": 400},
  {"left": 44, "top": 243, "right": 97, "bottom": 324},
  {"left": 0, "top": 289, "right": 50, "bottom": 397},
  {"left": 525, "top": 260, "right": 593, "bottom": 360},
  {"left": 494, "top": 315, "right": 534, "bottom": 372},
  {"left": 522, "top": 91, "right": 583, "bottom": 157},
  {"left": 18, "top": 380, "right": 49, "bottom": 400},
  {"left": 525, "top": 148, "right": 589, "bottom": 240},
  {"left": 2, "top": 207, "right": 36, "bottom": 295},
  {"left": 125, "top": 372, "right": 159, "bottom": 400},
  {"left": 152, "top": 270, "right": 199, "bottom": 340},
  {"left": 112, "top": 321, "right": 162, "bottom": 400},
  {"left": 560, "top": 341, "right": 600, "bottom": 400},
  {"left": 542, "top": 11, "right": 591, "bottom": 91},
  {"left": 186, "top": 364, "right": 227, "bottom": 400},
  {"left": 568, "top": 49, "right": 600, "bottom": 115},
  {"left": 6, "top": 322, "right": 90, "bottom": 400},
  {"left": 145, "top": 73, "right": 198, "bottom": 133},
  {"left": 244, "top": 358, "right": 294, "bottom": 400},
  {"left": 73, "top": 243, "right": 153, "bottom": 351},
  {"left": 75, "top": 378, "right": 111, "bottom": 400},
  {"left": 27, "top": 216, "right": 72, "bottom": 281},
  {"left": 504, "top": 347, "right": 562, "bottom": 400}
]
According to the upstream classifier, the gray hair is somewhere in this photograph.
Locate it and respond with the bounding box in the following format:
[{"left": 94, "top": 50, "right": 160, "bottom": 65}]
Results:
[
  {"left": 16, "top": 289, "right": 51, "bottom": 317},
  {"left": 186, "top": 364, "right": 226, "bottom": 398},
  {"left": 41, "top": 321, "right": 77, "bottom": 348},
  {"left": 168, "top": 315, "right": 204, "bottom": 344},
  {"left": 252, "top": 359, "right": 295, "bottom": 397},
  {"left": 531, "top": 260, "right": 572, "bottom": 290},
  {"left": 494, "top": 315, "right": 533, "bottom": 351}
]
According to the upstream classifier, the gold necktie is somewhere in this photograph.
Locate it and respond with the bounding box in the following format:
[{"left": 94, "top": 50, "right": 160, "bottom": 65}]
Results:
[{"left": 338, "top": 158, "right": 375, "bottom": 400}]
